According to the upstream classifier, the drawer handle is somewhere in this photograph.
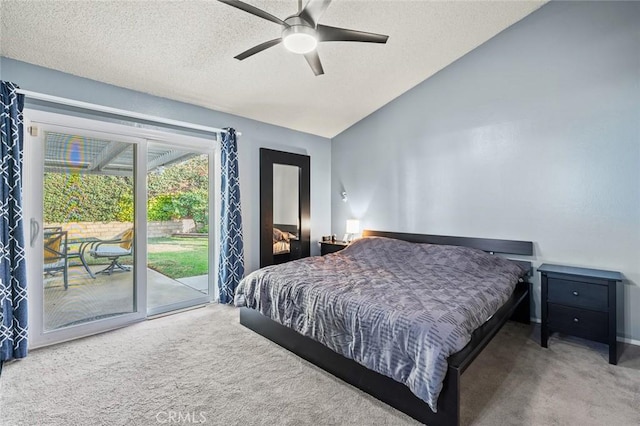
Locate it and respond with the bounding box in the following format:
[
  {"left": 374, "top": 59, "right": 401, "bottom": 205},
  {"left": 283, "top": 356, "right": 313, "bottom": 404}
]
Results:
[
  {"left": 573, "top": 317, "right": 579, "bottom": 323},
  {"left": 572, "top": 291, "right": 579, "bottom": 296}
]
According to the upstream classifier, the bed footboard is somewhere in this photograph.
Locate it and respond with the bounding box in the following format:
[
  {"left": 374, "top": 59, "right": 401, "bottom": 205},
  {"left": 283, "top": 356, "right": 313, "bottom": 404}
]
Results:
[
  {"left": 240, "top": 306, "right": 460, "bottom": 425},
  {"left": 239, "top": 280, "right": 529, "bottom": 426}
]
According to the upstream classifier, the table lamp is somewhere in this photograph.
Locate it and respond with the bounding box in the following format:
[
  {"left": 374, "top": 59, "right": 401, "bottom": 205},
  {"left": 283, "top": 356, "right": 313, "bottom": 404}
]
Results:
[{"left": 344, "top": 219, "right": 360, "bottom": 243}]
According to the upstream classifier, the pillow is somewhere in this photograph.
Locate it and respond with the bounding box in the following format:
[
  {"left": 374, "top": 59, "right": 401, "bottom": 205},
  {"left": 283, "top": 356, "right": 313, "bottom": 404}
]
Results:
[
  {"left": 119, "top": 229, "right": 134, "bottom": 250},
  {"left": 423, "top": 243, "right": 527, "bottom": 280},
  {"left": 273, "top": 227, "right": 290, "bottom": 243},
  {"left": 44, "top": 234, "right": 62, "bottom": 263}
]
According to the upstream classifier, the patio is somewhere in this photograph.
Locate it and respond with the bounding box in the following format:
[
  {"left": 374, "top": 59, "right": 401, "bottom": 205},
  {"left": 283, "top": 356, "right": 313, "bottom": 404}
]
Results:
[{"left": 44, "top": 265, "right": 209, "bottom": 330}]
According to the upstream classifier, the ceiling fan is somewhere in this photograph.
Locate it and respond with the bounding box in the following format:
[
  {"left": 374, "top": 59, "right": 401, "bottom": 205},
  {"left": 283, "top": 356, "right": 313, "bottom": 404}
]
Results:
[{"left": 218, "top": 0, "right": 389, "bottom": 76}]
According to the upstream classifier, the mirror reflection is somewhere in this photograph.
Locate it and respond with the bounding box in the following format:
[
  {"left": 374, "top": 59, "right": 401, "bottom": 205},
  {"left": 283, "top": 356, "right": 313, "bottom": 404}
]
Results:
[{"left": 272, "top": 164, "right": 300, "bottom": 264}]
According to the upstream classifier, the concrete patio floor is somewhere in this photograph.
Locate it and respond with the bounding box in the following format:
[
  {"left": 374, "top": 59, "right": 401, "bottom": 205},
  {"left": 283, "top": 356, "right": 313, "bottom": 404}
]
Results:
[{"left": 44, "top": 265, "right": 209, "bottom": 330}]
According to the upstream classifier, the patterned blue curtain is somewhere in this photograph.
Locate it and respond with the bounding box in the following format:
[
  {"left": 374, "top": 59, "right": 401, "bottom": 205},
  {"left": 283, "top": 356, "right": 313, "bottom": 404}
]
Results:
[
  {"left": 0, "top": 81, "right": 28, "bottom": 363},
  {"left": 217, "top": 128, "right": 244, "bottom": 304}
]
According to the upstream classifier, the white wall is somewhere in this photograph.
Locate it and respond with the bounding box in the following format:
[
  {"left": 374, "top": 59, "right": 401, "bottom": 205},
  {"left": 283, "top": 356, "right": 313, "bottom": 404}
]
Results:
[
  {"left": 0, "top": 57, "right": 332, "bottom": 275},
  {"left": 331, "top": 2, "right": 640, "bottom": 341}
]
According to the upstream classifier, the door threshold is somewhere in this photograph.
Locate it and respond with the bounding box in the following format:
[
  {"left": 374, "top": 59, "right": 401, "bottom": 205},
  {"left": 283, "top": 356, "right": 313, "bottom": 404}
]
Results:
[{"left": 147, "top": 303, "right": 209, "bottom": 320}]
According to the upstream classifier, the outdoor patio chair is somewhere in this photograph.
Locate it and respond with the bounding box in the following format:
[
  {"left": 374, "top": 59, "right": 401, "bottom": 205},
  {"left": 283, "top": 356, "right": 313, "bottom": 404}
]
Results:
[
  {"left": 89, "top": 228, "right": 134, "bottom": 275},
  {"left": 44, "top": 229, "right": 69, "bottom": 290}
]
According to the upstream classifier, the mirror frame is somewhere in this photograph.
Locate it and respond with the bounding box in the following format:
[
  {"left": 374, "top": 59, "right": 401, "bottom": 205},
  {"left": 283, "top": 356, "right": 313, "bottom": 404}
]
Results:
[{"left": 260, "top": 148, "right": 311, "bottom": 268}]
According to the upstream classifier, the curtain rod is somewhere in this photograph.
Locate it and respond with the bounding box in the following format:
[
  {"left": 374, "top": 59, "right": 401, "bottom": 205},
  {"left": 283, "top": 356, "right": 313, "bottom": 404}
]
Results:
[{"left": 15, "top": 89, "right": 240, "bottom": 136}]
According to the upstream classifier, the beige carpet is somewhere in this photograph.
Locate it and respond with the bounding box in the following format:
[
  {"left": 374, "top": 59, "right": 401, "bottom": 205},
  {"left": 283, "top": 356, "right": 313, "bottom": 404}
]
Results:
[{"left": 1, "top": 304, "right": 639, "bottom": 426}]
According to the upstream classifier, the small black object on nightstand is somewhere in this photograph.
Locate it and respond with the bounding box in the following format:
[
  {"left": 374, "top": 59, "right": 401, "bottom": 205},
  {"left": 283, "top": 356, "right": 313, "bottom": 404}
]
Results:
[
  {"left": 319, "top": 241, "right": 349, "bottom": 256},
  {"left": 539, "top": 263, "right": 622, "bottom": 365}
]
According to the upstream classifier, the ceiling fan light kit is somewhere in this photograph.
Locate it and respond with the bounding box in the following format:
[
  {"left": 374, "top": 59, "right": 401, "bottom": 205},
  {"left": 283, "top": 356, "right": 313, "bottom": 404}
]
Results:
[
  {"left": 282, "top": 25, "right": 318, "bottom": 54},
  {"left": 218, "top": 0, "right": 389, "bottom": 76}
]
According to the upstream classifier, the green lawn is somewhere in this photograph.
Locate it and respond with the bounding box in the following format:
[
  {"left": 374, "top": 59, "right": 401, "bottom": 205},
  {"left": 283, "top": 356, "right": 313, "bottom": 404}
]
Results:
[
  {"left": 70, "top": 236, "right": 208, "bottom": 279},
  {"left": 147, "top": 237, "right": 209, "bottom": 279}
]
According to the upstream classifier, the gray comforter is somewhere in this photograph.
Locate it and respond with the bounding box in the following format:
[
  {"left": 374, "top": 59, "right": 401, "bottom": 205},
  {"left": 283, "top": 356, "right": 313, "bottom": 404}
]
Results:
[{"left": 234, "top": 236, "right": 526, "bottom": 412}]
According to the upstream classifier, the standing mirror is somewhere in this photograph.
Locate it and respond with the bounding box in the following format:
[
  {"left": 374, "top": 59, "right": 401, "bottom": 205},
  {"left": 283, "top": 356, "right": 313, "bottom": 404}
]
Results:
[{"left": 260, "top": 148, "right": 310, "bottom": 268}]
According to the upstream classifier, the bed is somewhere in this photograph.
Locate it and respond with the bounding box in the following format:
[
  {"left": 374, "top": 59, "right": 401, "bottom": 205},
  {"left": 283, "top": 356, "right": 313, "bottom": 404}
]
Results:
[
  {"left": 272, "top": 224, "right": 301, "bottom": 264},
  {"left": 236, "top": 230, "right": 532, "bottom": 425}
]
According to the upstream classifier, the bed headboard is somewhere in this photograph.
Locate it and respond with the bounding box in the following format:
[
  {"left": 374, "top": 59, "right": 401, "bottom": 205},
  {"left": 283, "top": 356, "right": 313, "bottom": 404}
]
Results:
[
  {"left": 274, "top": 224, "right": 299, "bottom": 237},
  {"left": 362, "top": 229, "right": 533, "bottom": 273},
  {"left": 362, "top": 230, "right": 532, "bottom": 255}
]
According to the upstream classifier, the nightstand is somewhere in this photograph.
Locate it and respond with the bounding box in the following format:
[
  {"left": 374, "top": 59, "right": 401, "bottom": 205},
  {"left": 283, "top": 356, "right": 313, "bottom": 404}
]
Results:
[
  {"left": 539, "top": 263, "right": 622, "bottom": 365},
  {"left": 319, "top": 241, "right": 349, "bottom": 256}
]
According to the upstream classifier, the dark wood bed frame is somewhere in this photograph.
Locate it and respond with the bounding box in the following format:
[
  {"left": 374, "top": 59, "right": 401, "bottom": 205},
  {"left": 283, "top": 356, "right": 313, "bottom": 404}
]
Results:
[{"left": 240, "top": 230, "right": 533, "bottom": 426}]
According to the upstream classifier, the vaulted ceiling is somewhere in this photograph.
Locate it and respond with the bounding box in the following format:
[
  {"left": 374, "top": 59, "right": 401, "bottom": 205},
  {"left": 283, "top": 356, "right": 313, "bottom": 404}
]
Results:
[{"left": 0, "top": 1, "right": 545, "bottom": 138}]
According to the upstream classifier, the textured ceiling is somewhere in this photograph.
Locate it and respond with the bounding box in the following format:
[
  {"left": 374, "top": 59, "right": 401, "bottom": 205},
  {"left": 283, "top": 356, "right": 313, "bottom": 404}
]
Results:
[{"left": 0, "top": 0, "right": 545, "bottom": 138}]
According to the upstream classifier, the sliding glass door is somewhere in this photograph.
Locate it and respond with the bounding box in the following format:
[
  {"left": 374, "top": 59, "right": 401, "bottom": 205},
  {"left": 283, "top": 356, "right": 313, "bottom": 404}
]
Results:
[
  {"left": 24, "top": 110, "right": 214, "bottom": 347},
  {"left": 42, "top": 131, "right": 137, "bottom": 330},
  {"left": 146, "top": 142, "right": 213, "bottom": 315},
  {"left": 24, "top": 119, "right": 146, "bottom": 347}
]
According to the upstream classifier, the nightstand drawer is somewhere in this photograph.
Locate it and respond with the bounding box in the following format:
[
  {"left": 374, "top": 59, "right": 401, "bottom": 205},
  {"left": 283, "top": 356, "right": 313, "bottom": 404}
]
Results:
[
  {"left": 547, "top": 278, "right": 608, "bottom": 311},
  {"left": 547, "top": 303, "right": 608, "bottom": 343}
]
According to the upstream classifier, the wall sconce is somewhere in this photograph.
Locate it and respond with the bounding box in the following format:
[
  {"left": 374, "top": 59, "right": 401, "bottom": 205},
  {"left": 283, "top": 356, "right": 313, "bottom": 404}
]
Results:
[
  {"left": 341, "top": 191, "right": 348, "bottom": 203},
  {"left": 344, "top": 219, "right": 360, "bottom": 243}
]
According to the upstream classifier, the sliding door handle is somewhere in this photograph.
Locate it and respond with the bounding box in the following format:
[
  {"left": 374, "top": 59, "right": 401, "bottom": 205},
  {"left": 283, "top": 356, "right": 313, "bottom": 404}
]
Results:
[{"left": 30, "top": 218, "right": 40, "bottom": 247}]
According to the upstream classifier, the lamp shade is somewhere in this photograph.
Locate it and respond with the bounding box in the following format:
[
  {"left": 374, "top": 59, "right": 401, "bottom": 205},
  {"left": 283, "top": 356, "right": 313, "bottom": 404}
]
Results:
[{"left": 346, "top": 219, "right": 360, "bottom": 234}]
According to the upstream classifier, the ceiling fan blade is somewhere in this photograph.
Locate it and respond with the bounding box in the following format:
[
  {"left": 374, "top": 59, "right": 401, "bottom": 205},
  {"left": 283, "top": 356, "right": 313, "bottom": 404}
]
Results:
[
  {"left": 304, "top": 51, "right": 324, "bottom": 76},
  {"left": 317, "top": 24, "right": 389, "bottom": 44},
  {"left": 298, "top": 0, "right": 332, "bottom": 25},
  {"left": 234, "top": 38, "right": 282, "bottom": 60},
  {"left": 218, "top": 0, "right": 288, "bottom": 27}
]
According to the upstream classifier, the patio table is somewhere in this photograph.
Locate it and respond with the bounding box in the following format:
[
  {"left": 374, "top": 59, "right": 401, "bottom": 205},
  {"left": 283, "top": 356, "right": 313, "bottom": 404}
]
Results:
[{"left": 67, "top": 237, "right": 100, "bottom": 279}]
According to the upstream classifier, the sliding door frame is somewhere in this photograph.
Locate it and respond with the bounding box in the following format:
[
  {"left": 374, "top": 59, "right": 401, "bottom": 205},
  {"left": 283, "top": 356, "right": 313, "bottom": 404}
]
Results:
[{"left": 24, "top": 109, "right": 217, "bottom": 348}]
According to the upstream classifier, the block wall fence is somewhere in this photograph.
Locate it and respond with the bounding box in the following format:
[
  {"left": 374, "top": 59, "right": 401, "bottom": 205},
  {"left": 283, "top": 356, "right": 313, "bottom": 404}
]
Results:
[{"left": 45, "top": 219, "right": 196, "bottom": 240}]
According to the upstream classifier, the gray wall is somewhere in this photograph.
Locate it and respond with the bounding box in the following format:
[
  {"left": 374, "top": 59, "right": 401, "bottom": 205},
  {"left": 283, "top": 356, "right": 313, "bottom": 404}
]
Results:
[
  {"left": 0, "top": 57, "right": 332, "bottom": 274},
  {"left": 331, "top": 1, "right": 640, "bottom": 341}
]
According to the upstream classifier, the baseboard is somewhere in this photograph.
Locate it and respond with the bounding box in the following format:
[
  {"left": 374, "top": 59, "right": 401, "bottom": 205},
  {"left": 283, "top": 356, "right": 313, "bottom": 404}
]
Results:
[
  {"left": 528, "top": 316, "right": 639, "bottom": 346},
  {"left": 617, "top": 336, "right": 640, "bottom": 346}
]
